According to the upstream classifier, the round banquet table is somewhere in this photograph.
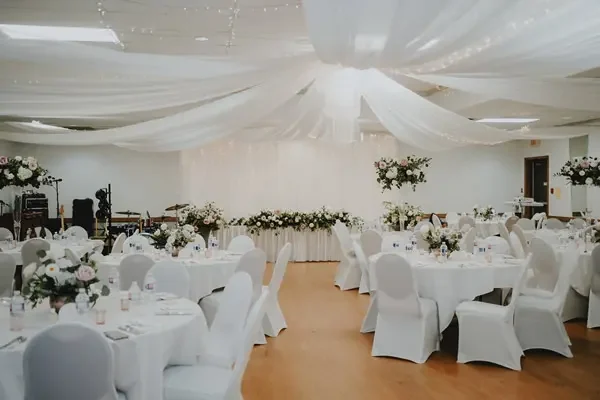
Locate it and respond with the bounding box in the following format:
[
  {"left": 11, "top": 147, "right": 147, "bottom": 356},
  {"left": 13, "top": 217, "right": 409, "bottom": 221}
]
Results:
[
  {"left": 0, "top": 239, "right": 97, "bottom": 265},
  {"left": 0, "top": 296, "right": 207, "bottom": 400},
  {"left": 96, "top": 252, "right": 240, "bottom": 302},
  {"left": 474, "top": 219, "right": 502, "bottom": 238},
  {"left": 368, "top": 251, "right": 523, "bottom": 331}
]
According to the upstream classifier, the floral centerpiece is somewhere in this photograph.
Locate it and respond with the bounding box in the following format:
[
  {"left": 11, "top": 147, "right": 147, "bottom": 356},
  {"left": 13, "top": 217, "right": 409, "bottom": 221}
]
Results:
[
  {"left": 0, "top": 156, "right": 49, "bottom": 189},
  {"left": 179, "top": 202, "right": 225, "bottom": 243},
  {"left": 21, "top": 250, "right": 109, "bottom": 312},
  {"left": 473, "top": 205, "right": 495, "bottom": 221},
  {"left": 151, "top": 223, "right": 170, "bottom": 249},
  {"left": 555, "top": 156, "right": 600, "bottom": 187},
  {"left": 166, "top": 224, "right": 196, "bottom": 255},
  {"left": 420, "top": 225, "right": 462, "bottom": 253},
  {"left": 382, "top": 201, "right": 423, "bottom": 230},
  {"left": 374, "top": 155, "right": 431, "bottom": 192}
]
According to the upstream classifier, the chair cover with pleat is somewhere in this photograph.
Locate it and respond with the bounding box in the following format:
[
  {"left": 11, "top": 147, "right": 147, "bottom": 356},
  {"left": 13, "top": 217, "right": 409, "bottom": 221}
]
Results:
[
  {"left": 0, "top": 227, "right": 13, "bottom": 240},
  {"left": 587, "top": 246, "right": 600, "bottom": 328},
  {"left": 118, "top": 254, "right": 155, "bottom": 290},
  {"left": 147, "top": 260, "right": 191, "bottom": 298},
  {"left": 122, "top": 235, "right": 151, "bottom": 254},
  {"left": 263, "top": 243, "right": 292, "bottom": 337},
  {"left": 460, "top": 227, "right": 476, "bottom": 254},
  {"left": 65, "top": 225, "right": 89, "bottom": 240},
  {"left": 516, "top": 218, "right": 535, "bottom": 231},
  {"left": 353, "top": 240, "right": 371, "bottom": 294},
  {"left": 545, "top": 218, "right": 565, "bottom": 230},
  {"left": 458, "top": 216, "right": 475, "bottom": 231},
  {"left": 523, "top": 238, "right": 559, "bottom": 293},
  {"left": 21, "top": 238, "right": 50, "bottom": 270},
  {"left": 509, "top": 232, "right": 525, "bottom": 259},
  {"left": 511, "top": 224, "right": 529, "bottom": 254},
  {"left": 431, "top": 214, "right": 442, "bottom": 228},
  {"left": 111, "top": 233, "right": 126, "bottom": 254},
  {"left": 227, "top": 235, "right": 255, "bottom": 254}
]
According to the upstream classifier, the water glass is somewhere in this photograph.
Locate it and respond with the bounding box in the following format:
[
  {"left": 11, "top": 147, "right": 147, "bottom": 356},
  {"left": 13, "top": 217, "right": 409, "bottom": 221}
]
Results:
[
  {"left": 95, "top": 308, "right": 106, "bottom": 325},
  {"left": 120, "top": 293, "right": 130, "bottom": 311}
]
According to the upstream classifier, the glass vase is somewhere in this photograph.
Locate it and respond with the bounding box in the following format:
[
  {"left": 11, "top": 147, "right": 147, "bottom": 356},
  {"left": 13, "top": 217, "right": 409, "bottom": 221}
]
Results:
[{"left": 12, "top": 187, "right": 22, "bottom": 242}]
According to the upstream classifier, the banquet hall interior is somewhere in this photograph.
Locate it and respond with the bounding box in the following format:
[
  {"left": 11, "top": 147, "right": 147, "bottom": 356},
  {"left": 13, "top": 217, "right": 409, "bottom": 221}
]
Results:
[{"left": 1, "top": 0, "right": 600, "bottom": 399}]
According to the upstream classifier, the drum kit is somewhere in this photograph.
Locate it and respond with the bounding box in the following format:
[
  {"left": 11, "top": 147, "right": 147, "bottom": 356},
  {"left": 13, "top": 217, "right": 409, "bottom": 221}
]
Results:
[{"left": 107, "top": 204, "right": 188, "bottom": 236}]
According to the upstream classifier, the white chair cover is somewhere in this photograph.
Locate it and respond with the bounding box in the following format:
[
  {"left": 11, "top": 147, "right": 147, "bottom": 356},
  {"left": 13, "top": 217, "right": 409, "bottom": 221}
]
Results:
[
  {"left": 163, "top": 288, "right": 270, "bottom": 400},
  {"left": 456, "top": 255, "right": 531, "bottom": 371},
  {"left": 34, "top": 227, "right": 52, "bottom": 238},
  {"left": 0, "top": 253, "right": 16, "bottom": 297},
  {"left": 511, "top": 224, "right": 529, "bottom": 254},
  {"left": 509, "top": 232, "right": 525, "bottom": 259},
  {"left": 460, "top": 227, "right": 476, "bottom": 254},
  {"left": 118, "top": 254, "right": 155, "bottom": 290},
  {"left": 122, "top": 235, "right": 151, "bottom": 254},
  {"left": 535, "top": 229, "right": 561, "bottom": 246},
  {"left": 23, "top": 322, "right": 119, "bottom": 400},
  {"left": 263, "top": 243, "right": 292, "bottom": 337},
  {"left": 198, "top": 272, "right": 253, "bottom": 368},
  {"left": 431, "top": 214, "right": 442, "bottom": 229},
  {"left": 523, "top": 238, "right": 559, "bottom": 293},
  {"left": 111, "top": 233, "right": 126, "bottom": 254},
  {"left": 515, "top": 246, "right": 580, "bottom": 357},
  {"left": 458, "top": 216, "right": 475, "bottom": 231},
  {"left": 64, "top": 248, "right": 80, "bottom": 265},
  {"left": 415, "top": 231, "right": 430, "bottom": 251},
  {"left": 571, "top": 218, "right": 587, "bottom": 230},
  {"left": 414, "top": 221, "right": 433, "bottom": 233},
  {"left": 498, "top": 221, "right": 510, "bottom": 244},
  {"left": 65, "top": 225, "right": 89, "bottom": 240},
  {"left": 147, "top": 260, "right": 191, "bottom": 298},
  {"left": 360, "top": 230, "right": 382, "bottom": 259},
  {"left": 445, "top": 212, "right": 459, "bottom": 229},
  {"left": 587, "top": 246, "right": 600, "bottom": 328},
  {"left": 353, "top": 240, "right": 371, "bottom": 295},
  {"left": 332, "top": 221, "right": 361, "bottom": 291},
  {"left": 516, "top": 218, "right": 536, "bottom": 231},
  {"left": 21, "top": 238, "right": 50, "bottom": 269},
  {"left": 545, "top": 218, "right": 565, "bottom": 230},
  {"left": 0, "top": 227, "right": 13, "bottom": 240},
  {"left": 505, "top": 216, "right": 519, "bottom": 233},
  {"left": 227, "top": 235, "right": 255, "bottom": 254},
  {"left": 371, "top": 254, "right": 439, "bottom": 363},
  {"left": 193, "top": 235, "right": 207, "bottom": 249}
]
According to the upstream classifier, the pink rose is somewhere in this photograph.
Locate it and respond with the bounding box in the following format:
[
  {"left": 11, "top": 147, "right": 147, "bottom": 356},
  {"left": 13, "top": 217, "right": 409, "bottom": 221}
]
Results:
[
  {"left": 0, "top": 156, "right": 7, "bottom": 166},
  {"left": 378, "top": 161, "right": 387, "bottom": 169},
  {"left": 274, "top": 209, "right": 281, "bottom": 215},
  {"left": 400, "top": 159, "right": 408, "bottom": 167},
  {"left": 203, "top": 218, "right": 210, "bottom": 224},
  {"left": 74, "top": 265, "right": 96, "bottom": 282},
  {"left": 581, "top": 160, "right": 590, "bottom": 168}
]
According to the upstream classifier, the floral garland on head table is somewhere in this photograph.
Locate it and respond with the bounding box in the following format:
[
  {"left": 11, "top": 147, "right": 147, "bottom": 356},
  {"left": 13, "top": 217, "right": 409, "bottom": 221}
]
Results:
[
  {"left": 374, "top": 155, "right": 431, "bottom": 192},
  {"left": 231, "top": 207, "right": 363, "bottom": 235},
  {"left": 555, "top": 156, "right": 600, "bottom": 187},
  {"left": 0, "top": 156, "right": 49, "bottom": 189},
  {"left": 382, "top": 201, "right": 424, "bottom": 230}
]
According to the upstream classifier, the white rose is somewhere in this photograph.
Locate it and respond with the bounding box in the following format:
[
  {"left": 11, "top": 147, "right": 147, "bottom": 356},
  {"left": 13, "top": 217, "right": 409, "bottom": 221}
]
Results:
[
  {"left": 338, "top": 213, "right": 343, "bottom": 218},
  {"left": 6, "top": 173, "right": 13, "bottom": 180},
  {"left": 309, "top": 223, "right": 314, "bottom": 228},
  {"left": 412, "top": 170, "right": 418, "bottom": 176},
  {"left": 586, "top": 177, "right": 593, "bottom": 185},
  {"left": 420, "top": 224, "right": 430, "bottom": 235},
  {"left": 28, "top": 160, "right": 37, "bottom": 170},
  {"left": 579, "top": 170, "right": 586, "bottom": 176},
  {"left": 407, "top": 211, "right": 413, "bottom": 216},
  {"left": 14, "top": 156, "right": 22, "bottom": 161},
  {"left": 183, "top": 224, "right": 194, "bottom": 232},
  {"left": 37, "top": 176, "right": 43, "bottom": 182},
  {"left": 167, "top": 236, "right": 175, "bottom": 244},
  {"left": 385, "top": 170, "right": 397, "bottom": 179},
  {"left": 154, "top": 230, "right": 160, "bottom": 236},
  {"left": 591, "top": 162, "right": 598, "bottom": 168},
  {"left": 406, "top": 170, "right": 413, "bottom": 176},
  {"left": 45, "top": 263, "right": 60, "bottom": 277},
  {"left": 257, "top": 222, "right": 261, "bottom": 227},
  {"left": 295, "top": 217, "right": 300, "bottom": 223},
  {"left": 160, "top": 223, "right": 168, "bottom": 230},
  {"left": 569, "top": 170, "right": 574, "bottom": 176},
  {"left": 391, "top": 180, "right": 397, "bottom": 186},
  {"left": 278, "top": 221, "right": 283, "bottom": 225},
  {"left": 55, "top": 271, "right": 74, "bottom": 285}
]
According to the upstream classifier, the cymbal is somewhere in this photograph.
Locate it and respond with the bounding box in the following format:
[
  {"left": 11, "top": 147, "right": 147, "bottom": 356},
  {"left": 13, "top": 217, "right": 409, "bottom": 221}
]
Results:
[
  {"left": 165, "top": 203, "right": 189, "bottom": 212},
  {"left": 115, "top": 210, "right": 141, "bottom": 216}
]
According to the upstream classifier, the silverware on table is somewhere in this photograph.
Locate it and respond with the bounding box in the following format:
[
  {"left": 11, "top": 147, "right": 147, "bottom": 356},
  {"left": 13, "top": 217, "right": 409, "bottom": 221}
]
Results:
[{"left": 0, "top": 336, "right": 27, "bottom": 350}]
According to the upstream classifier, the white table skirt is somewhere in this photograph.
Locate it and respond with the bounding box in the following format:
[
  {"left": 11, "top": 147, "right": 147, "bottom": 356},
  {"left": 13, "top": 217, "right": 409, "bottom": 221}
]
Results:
[
  {"left": 217, "top": 226, "right": 343, "bottom": 262},
  {"left": 369, "top": 252, "right": 522, "bottom": 331},
  {"left": 1, "top": 240, "right": 96, "bottom": 265},
  {"left": 0, "top": 296, "right": 207, "bottom": 400},
  {"left": 475, "top": 220, "right": 501, "bottom": 238},
  {"left": 97, "top": 253, "right": 240, "bottom": 302}
]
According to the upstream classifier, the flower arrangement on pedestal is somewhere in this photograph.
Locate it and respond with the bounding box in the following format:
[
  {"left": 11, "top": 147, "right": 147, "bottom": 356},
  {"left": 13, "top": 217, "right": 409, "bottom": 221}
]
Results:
[
  {"left": 151, "top": 223, "right": 170, "bottom": 249},
  {"left": 21, "top": 250, "right": 109, "bottom": 311},
  {"left": 0, "top": 156, "right": 49, "bottom": 189},
  {"left": 420, "top": 226, "right": 462, "bottom": 253},
  {"left": 166, "top": 224, "right": 196, "bottom": 254},
  {"left": 374, "top": 155, "right": 431, "bottom": 192},
  {"left": 179, "top": 202, "right": 225, "bottom": 243},
  {"left": 555, "top": 156, "right": 600, "bottom": 186},
  {"left": 473, "top": 205, "right": 495, "bottom": 221},
  {"left": 382, "top": 201, "right": 424, "bottom": 230}
]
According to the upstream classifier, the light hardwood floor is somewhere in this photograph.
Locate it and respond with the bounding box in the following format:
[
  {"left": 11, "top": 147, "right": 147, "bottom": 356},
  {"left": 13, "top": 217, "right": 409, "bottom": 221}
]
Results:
[{"left": 243, "top": 262, "right": 600, "bottom": 400}]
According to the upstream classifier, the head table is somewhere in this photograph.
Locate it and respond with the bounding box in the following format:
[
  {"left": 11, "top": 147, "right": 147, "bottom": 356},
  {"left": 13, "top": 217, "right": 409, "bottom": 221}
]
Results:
[{"left": 0, "top": 295, "right": 207, "bottom": 400}]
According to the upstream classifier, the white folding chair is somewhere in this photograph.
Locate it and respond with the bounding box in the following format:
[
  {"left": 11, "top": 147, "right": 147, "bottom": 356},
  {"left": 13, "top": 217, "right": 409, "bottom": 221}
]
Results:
[
  {"left": 511, "top": 224, "right": 529, "bottom": 255},
  {"left": 0, "top": 253, "right": 17, "bottom": 296},
  {"left": 587, "top": 246, "right": 600, "bottom": 328},
  {"left": 118, "top": 254, "right": 154, "bottom": 290},
  {"left": 371, "top": 254, "right": 439, "bottom": 363},
  {"left": 111, "top": 233, "right": 126, "bottom": 254},
  {"left": 65, "top": 226, "right": 89, "bottom": 240},
  {"left": 353, "top": 241, "right": 371, "bottom": 295},
  {"left": 515, "top": 247, "right": 580, "bottom": 357},
  {"left": 360, "top": 230, "right": 382, "bottom": 259},
  {"left": 21, "top": 238, "right": 50, "bottom": 269},
  {"left": 458, "top": 216, "right": 475, "bottom": 231},
  {"left": 227, "top": 235, "right": 255, "bottom": 254},
  {"left": 445, "top": 212, "right": 459, "bottom": 230},
  {"left": 332, "top": 221, "right": 361, "bottom": 291},
  {"left": 456, "top": 255, "right": 531, "bottom": 371},
  {"left": 509, "top": 232, "right": 525, "bottom": 259},
  {"left": 571, "top": 218, "right": 587, "bottom": 230},
  {"left": 545, "top": 218, "right": 565, "bottom": 230},
  {"left": 431, "top": 214, "right": 442, "bottom": 229},
  {"left": 197, "top": 272, "right": 253, "bottom": 368},
  {"left": 460, "top": 227, "right": 476, "bottom": 254},
  {"left": 147, "top": 260, "right": 191, "bottom": 298},
  {"left": 200, "top": 248, "right": 267, "bottom": 328},
  {"left": 163, "top": 288, "right": 270, "bottom": 400},
  {"left": 523, "top": 238, "right": 559, "bottom": 293},
  {"left": 122, "top": 235, "right": 151, "bottom": 254},
  {"left": 23, "top": 322, "right": 120, "bottom": 400},
  {"left": 263, "top": 243, "right": 292, "bottom": 337},
  {"left": 0, "top": 227, "right": 13, "bottom": 240},
  {"left": 516, "top": 218, "right": 535, "bottom": 231}
]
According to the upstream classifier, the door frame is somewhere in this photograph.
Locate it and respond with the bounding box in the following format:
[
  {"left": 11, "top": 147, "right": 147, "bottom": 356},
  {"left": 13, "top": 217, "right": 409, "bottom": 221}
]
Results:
[{"left": 524, "top": 156, "right": 549, "bottom": 217}]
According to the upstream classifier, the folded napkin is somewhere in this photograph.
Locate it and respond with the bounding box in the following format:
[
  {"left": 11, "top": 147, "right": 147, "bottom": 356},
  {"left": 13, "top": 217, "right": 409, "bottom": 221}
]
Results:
[{"left": 449, "top": 251, "right": 470, "bottom": 261}]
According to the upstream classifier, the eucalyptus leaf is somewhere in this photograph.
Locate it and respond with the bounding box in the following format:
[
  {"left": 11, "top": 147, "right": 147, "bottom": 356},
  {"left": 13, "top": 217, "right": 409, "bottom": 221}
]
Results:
[{"left": 101, "top": 285, "right": 110, "bottom": 296}]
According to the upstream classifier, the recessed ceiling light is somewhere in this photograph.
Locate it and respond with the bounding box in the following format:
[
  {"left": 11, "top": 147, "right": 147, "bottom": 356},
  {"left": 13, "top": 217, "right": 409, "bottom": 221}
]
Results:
[
  {"left": 0, "top": 24, "right": 120, "bottom": 43},
  {"left": 194, "top": 36, "right": 209, "bottom": 41},
  {"left": 476, "top": 118, "right": 539, "bottom": 123}
]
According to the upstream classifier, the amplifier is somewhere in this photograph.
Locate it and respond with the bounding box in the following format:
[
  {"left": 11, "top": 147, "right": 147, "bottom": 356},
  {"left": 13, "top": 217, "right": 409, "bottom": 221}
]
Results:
[{"left": 22, "top": 193, "right": 49, "bottom": 219}]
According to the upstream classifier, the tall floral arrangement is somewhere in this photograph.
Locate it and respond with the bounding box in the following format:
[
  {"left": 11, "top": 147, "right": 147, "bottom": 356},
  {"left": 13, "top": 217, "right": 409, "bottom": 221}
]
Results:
[
  {"left": 382, "top": 201, "right": 423, "bottom": 230},
  {"left": 21, "top": 250, "right": 109, "bottom": 309},
  {"left": 555, "top": 156, "right": 600, "bottom": 187},
  {"left": 473, "top": 205, "right": 495, "bottom": 221},
  {"left": 0, "top": 156, "right": 49, "bottom": 189},
  {"left": 374, "top": 155, "right": 431, "bottom": 192},
  {"left": 179, "top": 202, "right": 225, "bottom": 232},
  {"left": 420, "top": 226, "right": 462, "bottom": 253}
]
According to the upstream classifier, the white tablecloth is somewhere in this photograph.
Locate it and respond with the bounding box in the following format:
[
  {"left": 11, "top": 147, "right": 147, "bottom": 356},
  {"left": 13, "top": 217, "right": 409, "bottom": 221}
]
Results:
[
  {"left": 0, "top": 296, "right": 207, "bottom": 400},
  {"left": 475, "top": 220, "right": 501, "bottom": 238},
  {"left": 0, "top": 240, "right": 96, "bottom": 265},
  {"left": 368, "top": 252, "right": 522, "bottom": 331},
  {"left": 97, "top": 253, "right": 240, "bottom": 302},
  {"left": 217, "top": 226, "right": 343, "bottom": 262},
  {"left": 555, "top": 244, "right": 596, "bottom": 297}
]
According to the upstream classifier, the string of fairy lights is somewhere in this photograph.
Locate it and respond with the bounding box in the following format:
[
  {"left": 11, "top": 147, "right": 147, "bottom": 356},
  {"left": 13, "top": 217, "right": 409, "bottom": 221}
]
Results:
[{"left": 95, "top": 1, "right": 302, "bottom": 51}]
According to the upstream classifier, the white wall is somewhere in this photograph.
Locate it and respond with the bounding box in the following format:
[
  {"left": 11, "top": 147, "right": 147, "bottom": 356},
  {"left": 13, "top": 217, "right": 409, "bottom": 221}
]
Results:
[
  {"left": 6, "top": 144, "right": 182, "bottom": 218},
  {"left": 0, "top": 140, "right": 15, "bottom": 204},
  {"left": 587, "top": 133, "right": 600, "bottom": 215},
  {"left": 522, "top": 138, "right": 571, "bottom": 217}
]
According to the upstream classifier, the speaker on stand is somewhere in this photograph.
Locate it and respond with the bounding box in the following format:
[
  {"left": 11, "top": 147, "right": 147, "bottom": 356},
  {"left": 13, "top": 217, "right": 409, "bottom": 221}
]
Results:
[{"left": 95, "top": 185, "right": 112, "bottom": 254}]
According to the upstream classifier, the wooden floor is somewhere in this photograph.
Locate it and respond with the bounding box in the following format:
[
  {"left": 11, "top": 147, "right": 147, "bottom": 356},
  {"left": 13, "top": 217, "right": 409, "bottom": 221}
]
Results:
[{"left": 243, "top": 262, "right": 600, "bottom": 400}]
